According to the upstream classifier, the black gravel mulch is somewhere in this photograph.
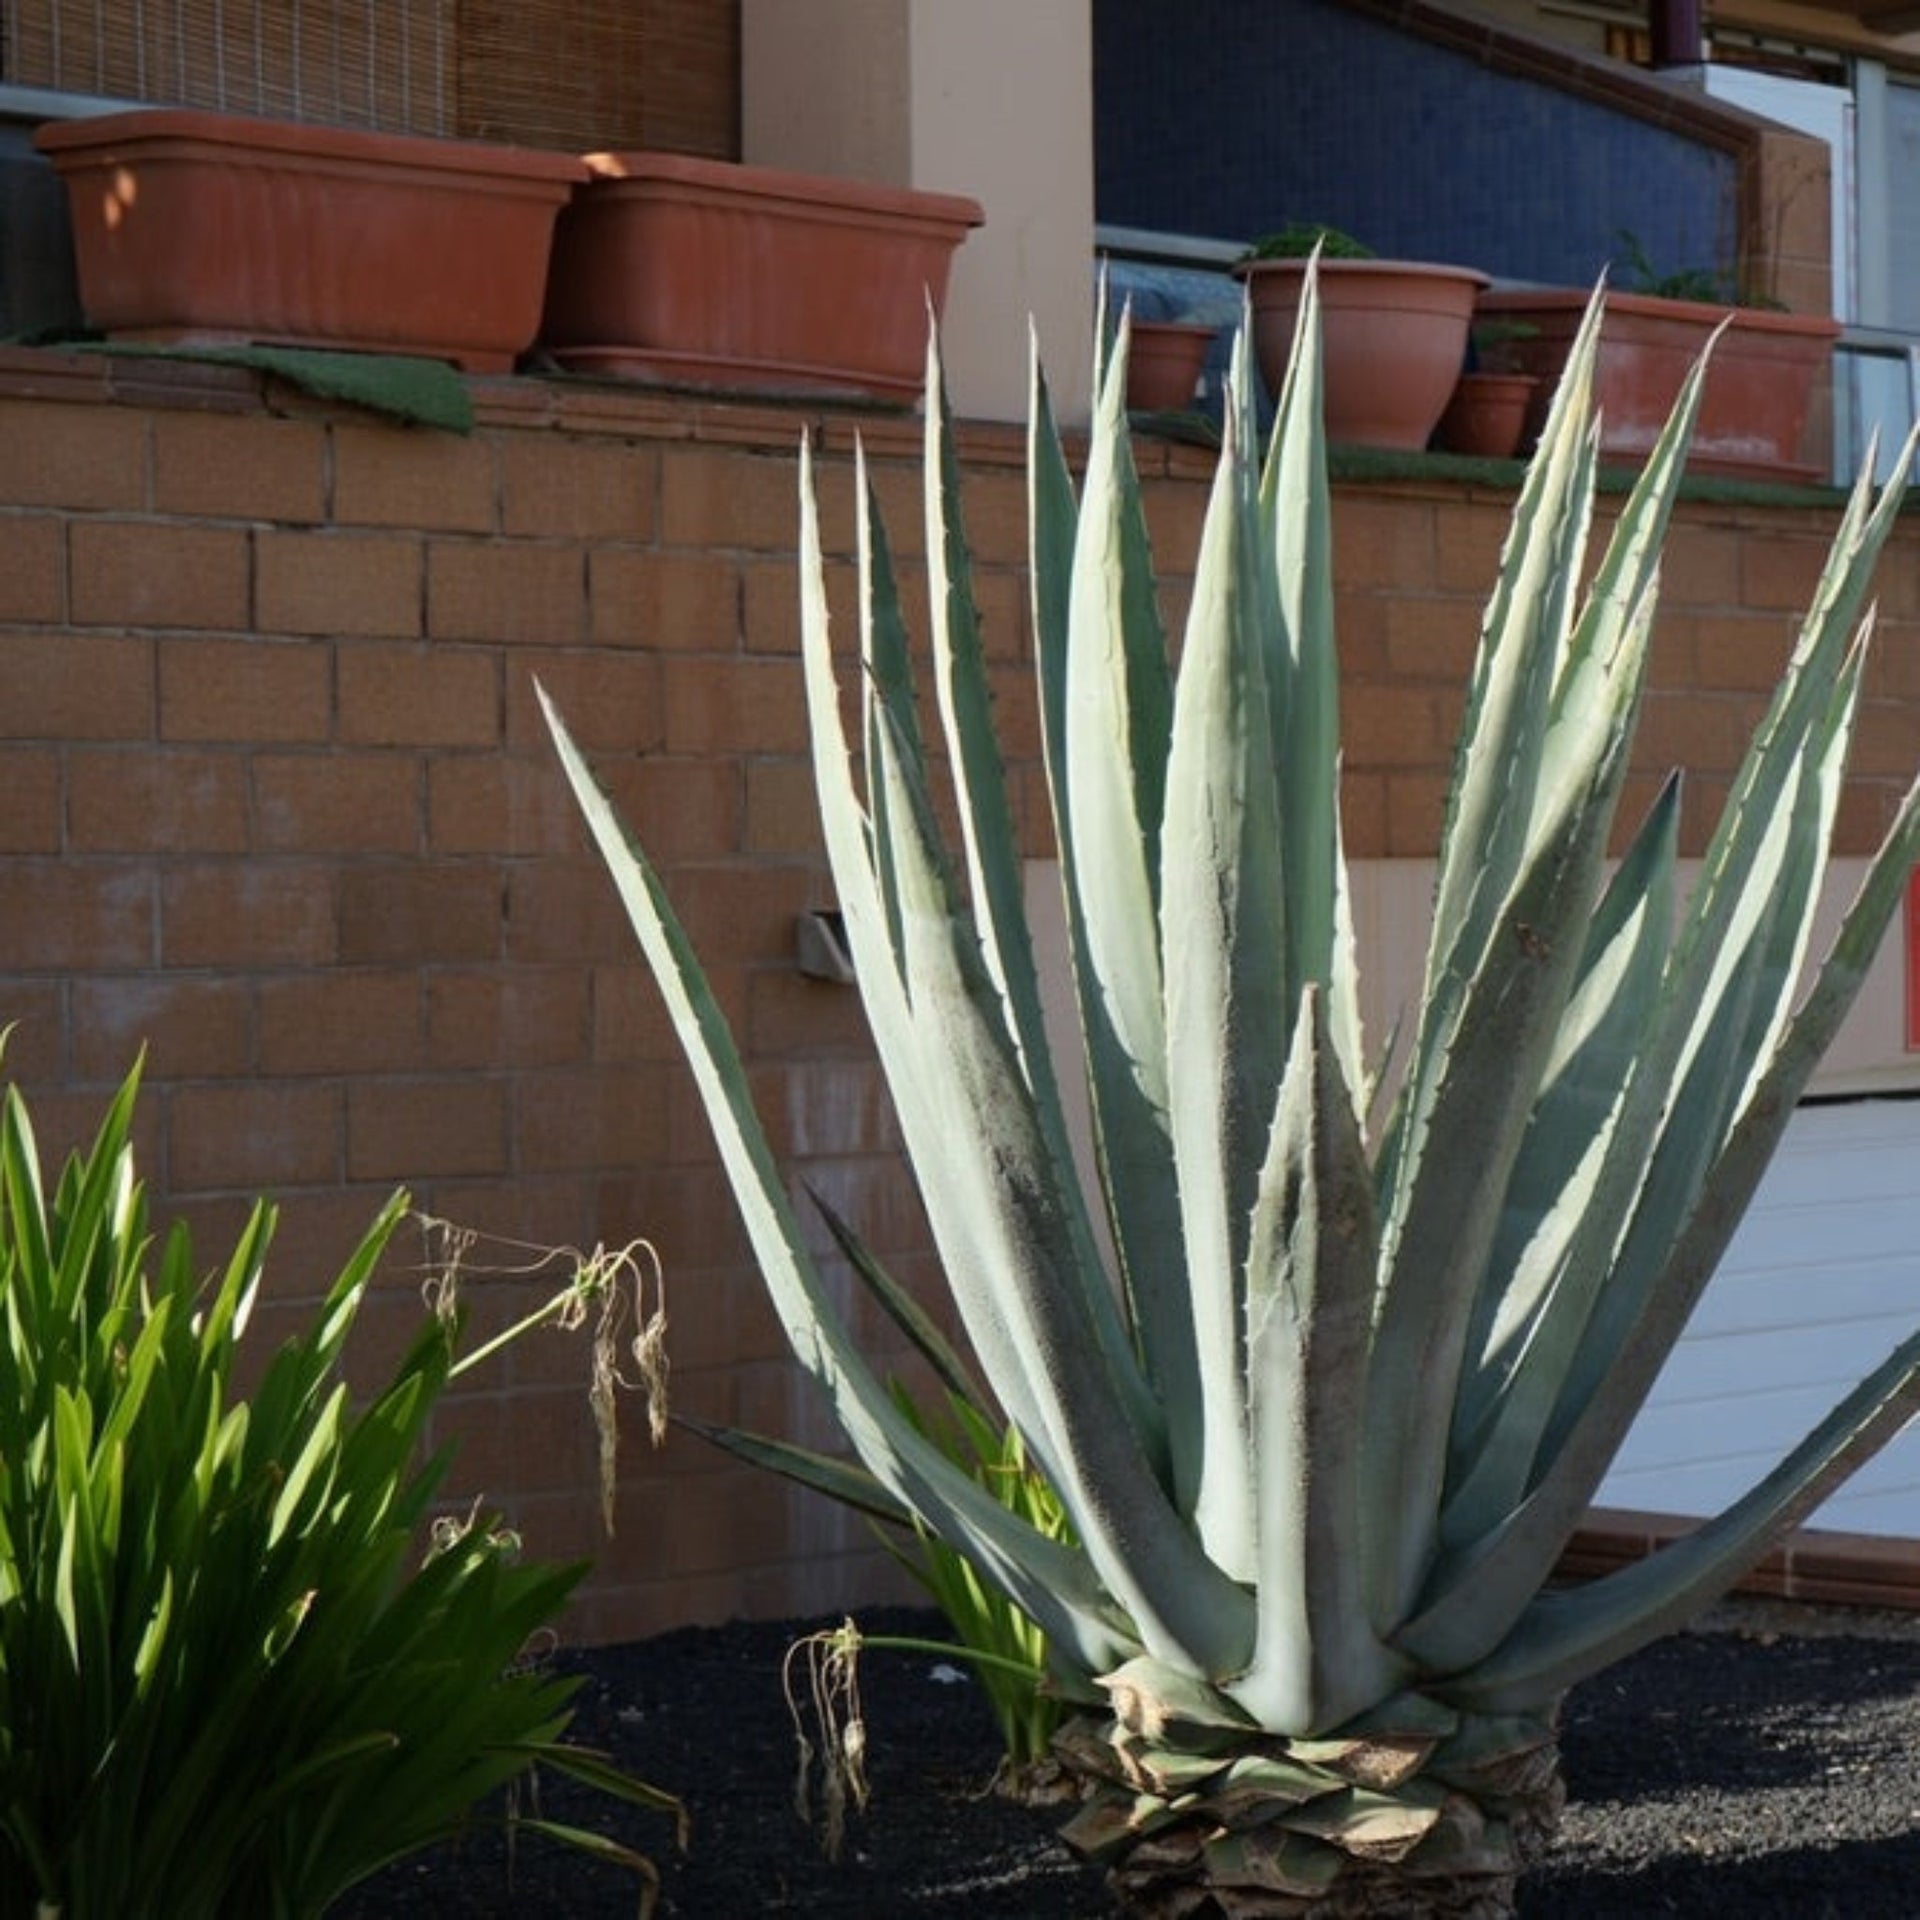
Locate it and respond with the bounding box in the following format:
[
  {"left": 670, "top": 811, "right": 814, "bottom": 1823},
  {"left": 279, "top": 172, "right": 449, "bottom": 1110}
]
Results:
[{"left": 333, "top": 1602, "right": 1920, "bottom": 1917}]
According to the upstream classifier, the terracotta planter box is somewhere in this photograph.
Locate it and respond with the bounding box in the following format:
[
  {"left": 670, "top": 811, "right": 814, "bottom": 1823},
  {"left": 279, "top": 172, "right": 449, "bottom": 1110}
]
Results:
[
  {"left": 1474, "top": 288, "right": 1841, "bottom": 481},
  {"left": 1235, "top": 258, "right": 1488, "bottom": 451},
  {"left": 36, "top": 108, "right": 586, "bottom": 372},
  {"left": 540, "top": 152, "right": 983, "bottom": 403}
]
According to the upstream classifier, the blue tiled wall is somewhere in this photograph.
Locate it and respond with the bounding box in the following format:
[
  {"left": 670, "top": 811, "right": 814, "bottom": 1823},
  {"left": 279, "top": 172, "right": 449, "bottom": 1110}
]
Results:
[{"left": 1094, "top": 0, "right": 1738, "bottom": 291}]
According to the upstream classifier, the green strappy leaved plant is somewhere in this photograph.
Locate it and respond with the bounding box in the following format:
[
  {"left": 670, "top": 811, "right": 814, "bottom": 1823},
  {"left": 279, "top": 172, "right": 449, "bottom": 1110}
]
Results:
[{"left": 0, "top": 1057, "right": 683, "bottom": 1920}]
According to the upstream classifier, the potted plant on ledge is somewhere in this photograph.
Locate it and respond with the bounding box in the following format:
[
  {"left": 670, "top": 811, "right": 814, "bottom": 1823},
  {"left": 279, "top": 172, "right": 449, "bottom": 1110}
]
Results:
[
  {"left": 539, "top": 152, "right": 983, "bottom": 405},
  {"left": 1123, "top": 314, "right": 1220, "bottom": 414},
  {"left": 1235, "top": 222, "right": 1487, "bottom": 450},
  {"left": 34, "top": 107, "right": 585, "bottom": 371},
  {"left": 1436, "top": 318, "right": 1544, "bottom": 459},
  {"left": 1473, "top": 234, "right": 1841, "bottom": 480}
]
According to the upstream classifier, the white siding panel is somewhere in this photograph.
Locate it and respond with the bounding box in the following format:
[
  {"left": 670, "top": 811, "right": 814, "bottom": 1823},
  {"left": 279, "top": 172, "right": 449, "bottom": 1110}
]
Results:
[{"left": 1595, "top": 1099, "right": 1920, "bottom": 1536}]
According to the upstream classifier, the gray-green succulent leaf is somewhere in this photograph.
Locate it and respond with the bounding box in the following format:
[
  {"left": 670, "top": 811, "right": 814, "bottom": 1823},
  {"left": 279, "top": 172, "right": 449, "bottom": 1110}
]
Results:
[{"left": 547, "top": 267, "right": 1920, "bottom": 1736}]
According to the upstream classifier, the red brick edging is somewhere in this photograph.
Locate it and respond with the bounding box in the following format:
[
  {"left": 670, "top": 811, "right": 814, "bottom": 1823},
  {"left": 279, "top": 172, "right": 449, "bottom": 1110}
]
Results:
[{"left": 1562, "top": 1508, "right": 1920, "bottom": 1612}]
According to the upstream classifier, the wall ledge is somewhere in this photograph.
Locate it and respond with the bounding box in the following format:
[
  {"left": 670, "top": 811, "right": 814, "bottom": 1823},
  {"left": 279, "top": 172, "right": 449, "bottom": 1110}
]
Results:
[
  {"left": 0, "top": 343, "right": 1035, "bottom": 469},
  {"left": 0, "top": 343, "right": 1870, "bottom": 516}
]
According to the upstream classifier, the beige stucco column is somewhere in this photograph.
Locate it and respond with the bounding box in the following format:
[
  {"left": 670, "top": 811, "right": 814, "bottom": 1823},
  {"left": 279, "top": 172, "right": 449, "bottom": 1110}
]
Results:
[{"left": 740, "top": 0, "right": 1095, "bottom": 425}]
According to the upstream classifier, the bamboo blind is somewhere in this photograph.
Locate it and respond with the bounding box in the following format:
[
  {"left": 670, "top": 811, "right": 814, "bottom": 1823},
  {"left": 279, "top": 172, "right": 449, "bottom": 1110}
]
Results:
[{"left": 0, "top": 1, "right": 737, "bottom": 153}]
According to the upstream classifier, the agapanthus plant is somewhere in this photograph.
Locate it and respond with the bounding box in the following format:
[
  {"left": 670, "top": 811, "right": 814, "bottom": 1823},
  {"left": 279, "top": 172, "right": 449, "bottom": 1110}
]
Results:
[{"left": 0, "top": 1057, "right": 683, "bottom": 1920}]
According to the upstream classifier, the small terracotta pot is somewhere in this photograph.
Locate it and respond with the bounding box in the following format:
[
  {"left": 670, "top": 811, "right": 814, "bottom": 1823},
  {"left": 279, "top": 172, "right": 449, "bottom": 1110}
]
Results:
[
  {"left": 36, "top": 108, "right": 585, "bottom": 372},
  {"left": 1235, "top": 257, "right": 1489, "bottom": 451},
  {"left": 541, "top": 152, "right": 983, "bottom": 403},
  {"left": 1437, "top": 370, "right": 1540, "bottom": 458},
  {"left": 1125, "top": 320, "right": 1216, "bottom": 413}
]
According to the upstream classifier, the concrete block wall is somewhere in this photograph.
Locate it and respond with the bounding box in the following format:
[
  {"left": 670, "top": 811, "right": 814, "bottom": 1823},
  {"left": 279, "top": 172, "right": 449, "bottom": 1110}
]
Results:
[{"left": 1, "top": 344, "right": 1916, "bottom": 1642}]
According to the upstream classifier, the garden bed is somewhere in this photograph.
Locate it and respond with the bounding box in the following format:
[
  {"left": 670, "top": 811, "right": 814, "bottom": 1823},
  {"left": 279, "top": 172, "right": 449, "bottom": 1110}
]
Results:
[{"left": 332, "top": 1599, "right": 1920, "bottom": 1916}]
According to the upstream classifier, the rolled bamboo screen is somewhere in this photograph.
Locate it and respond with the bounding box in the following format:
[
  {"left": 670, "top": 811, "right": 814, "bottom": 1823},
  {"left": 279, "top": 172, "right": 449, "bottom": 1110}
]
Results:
[{"left": 0, "top": 0, "right": 738, "bottom": 155}]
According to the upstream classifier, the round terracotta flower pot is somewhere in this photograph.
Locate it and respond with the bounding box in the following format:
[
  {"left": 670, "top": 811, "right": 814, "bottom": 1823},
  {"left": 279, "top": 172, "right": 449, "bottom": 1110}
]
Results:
[
  {"left": 1124, "top": 319, "right": 1216, "bottom": 413},
  {"left": 1437, "top": 370, "right": 1540, "bottom": 458},
  {"left": 35, "top": 108, "right": 585, "bottom": 372},
  {"left": 1235, "top": 258, "right": 1489, "bottom": 451}
]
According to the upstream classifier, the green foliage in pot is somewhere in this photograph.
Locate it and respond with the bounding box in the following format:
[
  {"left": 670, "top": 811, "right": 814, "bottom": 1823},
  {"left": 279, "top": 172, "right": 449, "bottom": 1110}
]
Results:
[
  {"left": 544, "top": 280, "right": 1920, "bottom": 1918},
  {"left": 0, "top": 1056, "right": 683, "bottom": 1920},
  {"left": 1244, "top": 222, "right": 1374, "bottom": 262},
  {"left": 1468, "top": 317, "right": 1542, "bottom": 374},
  {"left": 1613, "top": 227, "right": 1785, "bottom": 311}
]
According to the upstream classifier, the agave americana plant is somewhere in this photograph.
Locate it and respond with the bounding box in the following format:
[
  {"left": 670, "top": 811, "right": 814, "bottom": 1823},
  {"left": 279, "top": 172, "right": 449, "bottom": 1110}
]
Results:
[{"left": 545, "top": 273, "right": 1920, "bottom": 1917}]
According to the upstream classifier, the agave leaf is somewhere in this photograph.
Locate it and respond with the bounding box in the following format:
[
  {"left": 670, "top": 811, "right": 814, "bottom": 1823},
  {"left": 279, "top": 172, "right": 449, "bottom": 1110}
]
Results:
[
  {"left": 541, "top": 670, "right": 1125, "bottom": 1681},
  {"left": 1057, "top": 1787, "right": 1185, "bottom": 1863},
  {"left": 1028, "top": 333, "right": 1077, "bottom": 804},
  {"left": 1440, "top": 778, "right": 1680, "bottom": 1537},
  {"left": 1544, "top": 621, "right": 1875, "bottom": 1460},
  {"left": 1418, "top": 291, "right": 1603, "bottom": 997},
  {"left": 1063, "top": 325, "right": 1172, "bottom": 1123},
  {"left": 923, "top": 329, "right": 1054, "bottom": 1089},
  {"left": 1234, "top": 990, "right": 1403, "bottom": 1734},
  {"left": 842, "top": 448, "right": 1033, "bottom": 1338},
  {"left": 1367, "top": 302, "right": 1711, "bottom": 1625},
  {"left": 1406, "top": 768, "right": 1920, "bottom": 1670},
  {"left": 801, "top": 446, "right": 1189, "bottom": 1668},
  {"left": 920, "top": 346, "right": 1157, "bottom": 1446},
  {"left": 1449, "top": 1322, "right": 1920, "bottom": 1714},
  {"left": 1100, "top": 1652, "right": 1262, "bottom": 1738},
  {"left": 1289, "top": 1780, "right": 1449, "bottom": 1861},
  {"left": 1204, "top": 1828, "right": 1345, "bottom": 1897},
  {"left": 852, "top": 443, "right": 920, "bottom": 974},
  {"left": 679, "top": 1416, "right": 910, "bottom": 1527},
  {"left": 1548, "top": 431, "right": 1918, "bottom": 1421},
  {"left": 1434, "top": 683, "right": 1838, "bottom": 1589},
  {"left": 1723, "top": 639, "right": 1868, "bottom": 1105},
  {"left": 855, "top": 595, "right": 1251, "bottom": 1670},
  {"left": 1254, "top": 264, "right": 1365, "bottom": 1101},
  {"left": 1363, "top": 581, "right": 1652, "bottom": 1626},
  {"left": 1034, "top": 334, "right": 1198, "bottom": 1491},
  {"left": 805, "top": 1185, "right": 984, "bottom": 1408},
  {"left": 1160, "top": 370, "right": 1290, "bottom": 1570}
]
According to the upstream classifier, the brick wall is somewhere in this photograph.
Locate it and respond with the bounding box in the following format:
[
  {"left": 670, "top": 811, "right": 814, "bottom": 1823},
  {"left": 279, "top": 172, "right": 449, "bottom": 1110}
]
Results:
[{"left": 1, "top": 346, "right": 1916, "bottom": 1642}]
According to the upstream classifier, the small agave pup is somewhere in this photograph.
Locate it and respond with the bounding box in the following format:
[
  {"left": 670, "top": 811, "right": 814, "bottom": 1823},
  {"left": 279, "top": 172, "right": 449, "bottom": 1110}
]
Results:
[{"left": 545, "top": 271, "right": 1920, "bottom": 1918}]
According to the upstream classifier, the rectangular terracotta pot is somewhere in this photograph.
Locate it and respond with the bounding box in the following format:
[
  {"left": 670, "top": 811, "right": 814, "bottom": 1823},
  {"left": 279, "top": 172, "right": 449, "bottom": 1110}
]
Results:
[
  {"left": 36, "top": 109, "right": 586, "bottom": 372},
  {"left": 1474, "top": 287, "right": 1841, "bottom": 481},
  {"left": 540, "top": 152, "right": 984, "bottom": 404}
]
